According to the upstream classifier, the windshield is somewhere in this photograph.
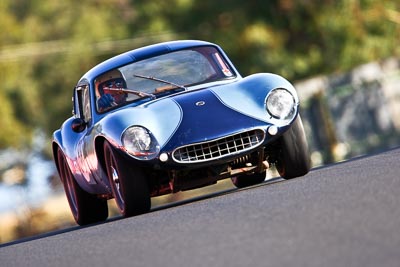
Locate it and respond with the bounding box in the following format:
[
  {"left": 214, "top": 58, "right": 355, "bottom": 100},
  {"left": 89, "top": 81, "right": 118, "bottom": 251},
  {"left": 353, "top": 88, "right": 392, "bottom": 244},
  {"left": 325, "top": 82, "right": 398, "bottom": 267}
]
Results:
[{"left": 95, "top": 46, "right": 236, "bottom": 113}]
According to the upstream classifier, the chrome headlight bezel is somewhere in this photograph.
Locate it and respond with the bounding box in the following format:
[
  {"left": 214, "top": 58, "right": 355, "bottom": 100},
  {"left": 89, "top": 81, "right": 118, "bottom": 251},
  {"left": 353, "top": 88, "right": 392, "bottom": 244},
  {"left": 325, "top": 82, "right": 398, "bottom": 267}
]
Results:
[
  {"left": 121, "top": 126, "right": 160, "bottom": 160},
  {"left": 265, "top": 88, "right": 297, "bottom": 121}
]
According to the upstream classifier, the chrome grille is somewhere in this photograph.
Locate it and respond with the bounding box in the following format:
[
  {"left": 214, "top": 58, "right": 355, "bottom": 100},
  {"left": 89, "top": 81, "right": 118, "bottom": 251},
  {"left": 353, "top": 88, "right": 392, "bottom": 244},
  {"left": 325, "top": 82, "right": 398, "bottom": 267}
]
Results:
[{"left": 172, "top": 129, "right": 265, "bottom": 163}]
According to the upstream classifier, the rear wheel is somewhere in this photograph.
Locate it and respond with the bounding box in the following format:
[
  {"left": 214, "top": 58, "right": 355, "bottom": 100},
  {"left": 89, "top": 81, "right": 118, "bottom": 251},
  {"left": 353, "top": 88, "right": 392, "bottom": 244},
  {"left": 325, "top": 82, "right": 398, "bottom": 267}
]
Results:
[
  {"left": 103, "top": 141, "right": 151, "bottom": 217},
  {"left": 276, "top": 115, "right": 311, "bottom": 179},
  {"left": 57, "top": 149, "right": 108, "bottom": 225},
  {"left": 231, "top": 171, "right": 266, "bottom": 188}
]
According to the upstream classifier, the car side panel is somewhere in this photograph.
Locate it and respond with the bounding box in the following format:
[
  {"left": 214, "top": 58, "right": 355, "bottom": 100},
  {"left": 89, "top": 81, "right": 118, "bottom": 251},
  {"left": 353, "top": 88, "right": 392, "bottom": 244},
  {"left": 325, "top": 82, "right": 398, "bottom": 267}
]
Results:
[{"left": 55, "top": 117, "right": 110, "bottom": 195}]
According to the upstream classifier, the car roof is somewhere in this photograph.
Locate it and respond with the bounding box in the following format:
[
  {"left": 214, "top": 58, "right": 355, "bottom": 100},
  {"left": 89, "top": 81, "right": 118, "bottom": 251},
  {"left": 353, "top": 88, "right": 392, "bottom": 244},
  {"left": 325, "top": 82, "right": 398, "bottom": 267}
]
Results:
[{"left": 78, "top": 40, "right": 217, "bottom": 84}]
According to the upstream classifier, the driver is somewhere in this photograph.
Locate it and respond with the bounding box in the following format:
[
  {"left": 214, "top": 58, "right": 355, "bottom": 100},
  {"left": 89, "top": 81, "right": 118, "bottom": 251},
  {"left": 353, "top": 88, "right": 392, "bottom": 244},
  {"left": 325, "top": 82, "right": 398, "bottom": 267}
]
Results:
[{"left": 95, "top": 69, "right": 128, "bottom": 112}]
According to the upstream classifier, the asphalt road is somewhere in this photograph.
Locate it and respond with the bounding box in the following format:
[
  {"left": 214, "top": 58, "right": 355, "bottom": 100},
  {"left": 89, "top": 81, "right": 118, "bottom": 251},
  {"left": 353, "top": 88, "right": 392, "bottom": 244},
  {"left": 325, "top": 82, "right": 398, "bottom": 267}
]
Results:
[{"left": 1, "top": 148, "right": 400, "bottom": 267}]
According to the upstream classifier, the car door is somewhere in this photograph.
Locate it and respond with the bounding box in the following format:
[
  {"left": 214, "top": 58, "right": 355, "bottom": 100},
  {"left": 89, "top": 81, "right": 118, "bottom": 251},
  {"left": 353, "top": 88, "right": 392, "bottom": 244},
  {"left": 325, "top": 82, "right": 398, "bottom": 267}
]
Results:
[
  {"left": 75, "top": 82, "right": 111, "bottom": 193},
  {"left": 74, "top": 83, "right": 98, "bottom": 185}
]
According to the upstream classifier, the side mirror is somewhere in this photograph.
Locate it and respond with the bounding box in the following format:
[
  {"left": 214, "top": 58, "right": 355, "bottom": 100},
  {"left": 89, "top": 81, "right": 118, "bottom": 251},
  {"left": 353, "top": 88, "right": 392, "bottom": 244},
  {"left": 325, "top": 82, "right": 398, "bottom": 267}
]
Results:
[{"left": 71, "top": 118, "right": 87, "bottom": 133}]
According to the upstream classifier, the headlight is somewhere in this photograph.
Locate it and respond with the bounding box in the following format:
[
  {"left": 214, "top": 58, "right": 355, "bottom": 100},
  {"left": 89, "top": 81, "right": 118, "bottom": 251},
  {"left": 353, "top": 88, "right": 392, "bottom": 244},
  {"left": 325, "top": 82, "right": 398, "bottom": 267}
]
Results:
[
  {"left": 122, "top": 126, "right": 160, "bottom": 160},
  {"left": 266, "top": 88, "right": 296, "bottom": 120}
]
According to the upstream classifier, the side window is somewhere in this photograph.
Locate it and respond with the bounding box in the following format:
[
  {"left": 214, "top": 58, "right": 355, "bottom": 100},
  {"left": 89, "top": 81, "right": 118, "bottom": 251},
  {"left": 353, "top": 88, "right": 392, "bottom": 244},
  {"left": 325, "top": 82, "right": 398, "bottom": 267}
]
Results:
[{"left": 75, "top": 84, "right": 92, "bottom": 123}]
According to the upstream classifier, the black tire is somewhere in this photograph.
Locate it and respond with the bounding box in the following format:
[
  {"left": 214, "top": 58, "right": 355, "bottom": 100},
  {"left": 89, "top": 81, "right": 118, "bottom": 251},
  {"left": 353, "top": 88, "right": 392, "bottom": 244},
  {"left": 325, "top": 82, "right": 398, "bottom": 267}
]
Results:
[
  {"left": 57, "top": 149, "right": 108, "bottom": 225},
  {"left": 276, "top": 115, "right": 311, "bottom": 179},
  {"left": 103, "top": 141, "right": 151, "bottom": 217},
  {"left": 231, "top": 171, "right": 266, "bottom": 188}
]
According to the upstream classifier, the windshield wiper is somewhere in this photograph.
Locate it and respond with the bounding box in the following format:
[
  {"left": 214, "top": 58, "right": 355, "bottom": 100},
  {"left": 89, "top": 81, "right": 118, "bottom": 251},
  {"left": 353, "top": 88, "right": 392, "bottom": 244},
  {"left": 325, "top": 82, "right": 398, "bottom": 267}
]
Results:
[
  {"left": 133, "top": 74, "right": 187, "bottom": 91},
  {"left": 103, "top": 87, "right": 156, "bottom": 100}
]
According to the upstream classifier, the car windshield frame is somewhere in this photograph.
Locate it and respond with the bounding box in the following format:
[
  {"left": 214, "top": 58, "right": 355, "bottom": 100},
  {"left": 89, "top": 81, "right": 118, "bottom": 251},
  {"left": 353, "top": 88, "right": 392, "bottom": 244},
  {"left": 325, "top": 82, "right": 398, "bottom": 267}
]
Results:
[{"left": 94, "top": 46, "right": 237, "bottom": 113}]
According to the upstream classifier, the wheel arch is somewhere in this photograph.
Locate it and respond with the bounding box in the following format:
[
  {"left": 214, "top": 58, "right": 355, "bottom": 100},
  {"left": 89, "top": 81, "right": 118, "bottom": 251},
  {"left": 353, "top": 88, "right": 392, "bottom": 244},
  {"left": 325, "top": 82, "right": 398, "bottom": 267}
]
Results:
[
  {"left": 52, "top": 142, "right": 63, "bottom": 181},
  {"left": 94, "top": 136, "right": 107, "bottom": 175}
]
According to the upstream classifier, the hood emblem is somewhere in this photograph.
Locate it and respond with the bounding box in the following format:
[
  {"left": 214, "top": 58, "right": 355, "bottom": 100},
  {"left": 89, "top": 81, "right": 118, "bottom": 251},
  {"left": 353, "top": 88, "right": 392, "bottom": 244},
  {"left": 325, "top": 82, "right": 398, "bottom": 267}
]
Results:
[{"left": 195, "top": 101, "right": 206, "bottom": 106}]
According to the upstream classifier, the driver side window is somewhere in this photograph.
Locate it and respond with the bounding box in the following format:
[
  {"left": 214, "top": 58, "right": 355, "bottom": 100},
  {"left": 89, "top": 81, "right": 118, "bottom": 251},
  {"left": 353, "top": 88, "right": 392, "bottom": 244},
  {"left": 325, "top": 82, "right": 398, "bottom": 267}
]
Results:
[{"left": 76, "top": 84, "right": 92, "bottom": 123}]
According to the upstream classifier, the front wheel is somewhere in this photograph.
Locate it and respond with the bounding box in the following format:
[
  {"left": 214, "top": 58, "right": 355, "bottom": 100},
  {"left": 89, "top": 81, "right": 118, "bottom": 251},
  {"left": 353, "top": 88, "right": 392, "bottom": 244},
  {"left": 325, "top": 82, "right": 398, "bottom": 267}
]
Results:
[
  {"left": 103, "top": 141, "right": 151, "bottom": 217},
  {"left": 276, "top": 115, "right": 311, "bottom": 179},
  {"left": 57, "top": 149, "right": 108, "bottom": 225}
]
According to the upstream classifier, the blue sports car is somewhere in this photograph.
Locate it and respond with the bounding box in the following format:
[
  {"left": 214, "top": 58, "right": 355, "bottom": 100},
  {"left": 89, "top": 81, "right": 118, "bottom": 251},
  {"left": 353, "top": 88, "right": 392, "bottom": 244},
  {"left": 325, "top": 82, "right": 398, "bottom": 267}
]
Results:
[{"left": 52, "top": 40, "right": 311, "bottom": 225}]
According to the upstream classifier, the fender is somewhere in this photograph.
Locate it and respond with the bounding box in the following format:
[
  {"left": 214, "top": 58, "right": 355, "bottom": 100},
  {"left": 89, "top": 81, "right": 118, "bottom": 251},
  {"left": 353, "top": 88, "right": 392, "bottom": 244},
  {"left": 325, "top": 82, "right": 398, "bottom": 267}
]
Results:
[{"left": 211, "top": 73, "right": 299, "bottom": 127}]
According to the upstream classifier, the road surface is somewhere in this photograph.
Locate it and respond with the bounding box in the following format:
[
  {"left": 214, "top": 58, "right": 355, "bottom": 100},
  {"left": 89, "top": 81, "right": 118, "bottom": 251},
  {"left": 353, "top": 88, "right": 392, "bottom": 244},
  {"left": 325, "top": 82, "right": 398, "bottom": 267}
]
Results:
[{"left": 1, "top": 148, "right": 400, "bottom": 267}]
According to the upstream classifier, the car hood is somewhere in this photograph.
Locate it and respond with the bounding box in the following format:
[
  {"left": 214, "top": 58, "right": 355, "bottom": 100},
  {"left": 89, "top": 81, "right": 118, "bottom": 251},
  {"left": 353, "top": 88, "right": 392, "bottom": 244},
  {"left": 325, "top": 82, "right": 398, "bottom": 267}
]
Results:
[{"left": 99, "top": 73, "right": 297, "bottom": 150}]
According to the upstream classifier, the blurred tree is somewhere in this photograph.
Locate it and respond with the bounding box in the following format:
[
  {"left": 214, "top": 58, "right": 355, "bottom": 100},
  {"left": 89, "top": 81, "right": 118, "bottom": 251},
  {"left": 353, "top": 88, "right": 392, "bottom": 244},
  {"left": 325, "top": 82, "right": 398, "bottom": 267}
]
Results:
[{"left": 0, "top": 0, "right": 399, "bottom": 150}]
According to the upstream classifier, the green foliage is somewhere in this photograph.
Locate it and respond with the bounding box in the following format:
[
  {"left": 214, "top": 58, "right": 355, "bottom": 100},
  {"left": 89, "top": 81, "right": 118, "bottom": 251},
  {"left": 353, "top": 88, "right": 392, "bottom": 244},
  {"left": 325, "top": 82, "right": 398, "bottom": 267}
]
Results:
[
  {"left": 0, "top": 90, "right": 30, "bottom": 148},
  {"left": 0, "top": 0, "right": 399, "bottom": 149}
]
